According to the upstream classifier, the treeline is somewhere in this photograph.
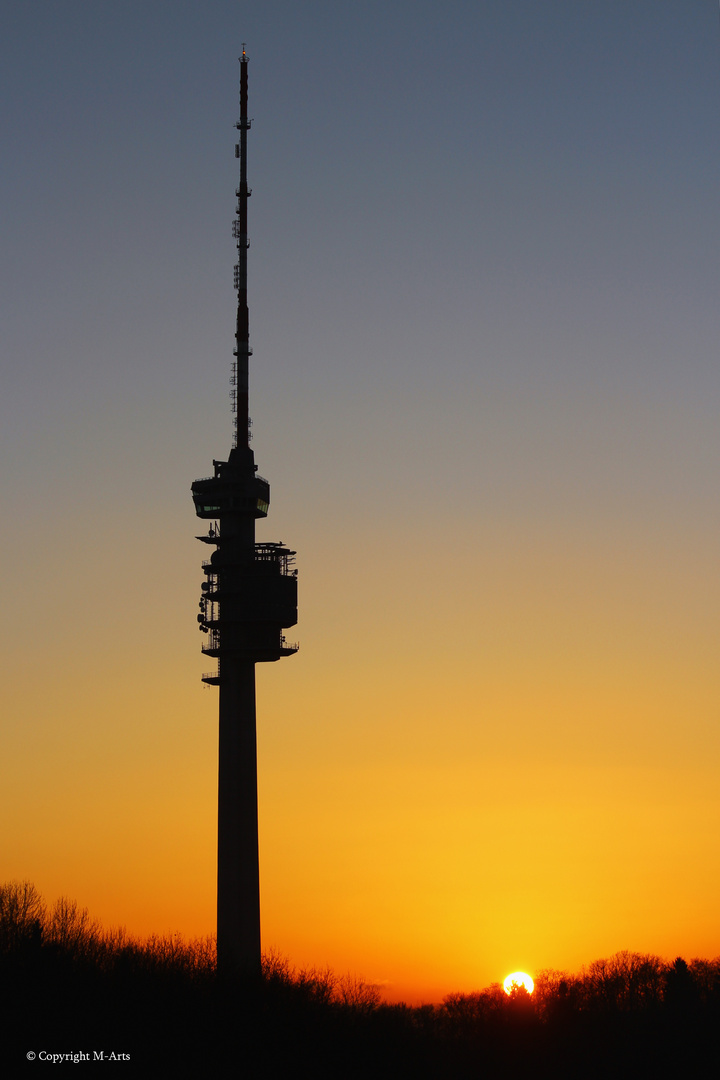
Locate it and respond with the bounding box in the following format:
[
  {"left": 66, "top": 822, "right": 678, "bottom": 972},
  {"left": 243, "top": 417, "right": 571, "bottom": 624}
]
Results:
[{"left": 2, "top": 880, "right": 719, "bottom": 1077}]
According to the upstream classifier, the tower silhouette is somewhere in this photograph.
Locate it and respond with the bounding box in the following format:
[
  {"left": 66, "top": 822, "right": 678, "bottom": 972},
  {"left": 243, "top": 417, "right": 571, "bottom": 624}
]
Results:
[{"left": 191, "top": 47, "right": 298, "bottom": 976}]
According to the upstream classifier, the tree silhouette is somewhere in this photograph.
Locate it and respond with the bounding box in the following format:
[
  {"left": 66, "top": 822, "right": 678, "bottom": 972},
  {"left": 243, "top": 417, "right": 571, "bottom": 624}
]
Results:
[
  {"left": 4, "top": 882, "right": 720, "bottom": 1077},
  {"left": 0, "top": 880, "right": 45, "bottom": 954}
]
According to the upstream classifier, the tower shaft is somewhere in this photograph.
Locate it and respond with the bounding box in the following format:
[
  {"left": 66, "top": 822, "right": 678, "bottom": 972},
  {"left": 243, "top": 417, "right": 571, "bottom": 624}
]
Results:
[
  {"left": 191, "top": 46, "right": 298, "bottom": 978},
  {"left": 217, "top": 659, "right": 260, "bottom": 968}
]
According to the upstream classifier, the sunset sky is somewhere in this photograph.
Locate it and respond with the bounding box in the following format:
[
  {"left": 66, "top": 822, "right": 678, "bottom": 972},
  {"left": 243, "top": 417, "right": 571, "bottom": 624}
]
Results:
[{"left": 3, "top": 1, "right": 720, "bottom": 1003}]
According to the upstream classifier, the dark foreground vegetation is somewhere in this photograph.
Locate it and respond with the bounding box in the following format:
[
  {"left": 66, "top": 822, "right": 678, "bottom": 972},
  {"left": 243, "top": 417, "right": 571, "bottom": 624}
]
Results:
[{"left": 3, "top": 881, "right": 719, "bottom": 1077}]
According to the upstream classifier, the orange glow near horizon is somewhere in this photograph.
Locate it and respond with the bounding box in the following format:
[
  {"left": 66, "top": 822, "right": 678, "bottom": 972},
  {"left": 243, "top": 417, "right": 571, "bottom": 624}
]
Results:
[{"left": 6, "top": 522, "right": 720, "bottom": 1006}]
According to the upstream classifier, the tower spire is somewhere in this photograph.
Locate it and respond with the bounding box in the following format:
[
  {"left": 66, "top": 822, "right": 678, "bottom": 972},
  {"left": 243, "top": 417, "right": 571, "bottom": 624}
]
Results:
[{"left": 233, "top": 45, "right": 251, "bottom": 448}]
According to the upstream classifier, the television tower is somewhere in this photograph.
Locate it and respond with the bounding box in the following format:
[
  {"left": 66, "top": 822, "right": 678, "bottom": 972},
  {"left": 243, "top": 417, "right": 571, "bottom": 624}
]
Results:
[{"left": 191, "top": 46, "right": 298, "bottom": 976}]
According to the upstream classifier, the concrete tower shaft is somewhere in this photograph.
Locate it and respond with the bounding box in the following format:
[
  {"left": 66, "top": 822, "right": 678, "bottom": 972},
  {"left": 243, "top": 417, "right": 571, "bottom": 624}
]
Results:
[{"left": 191, "top": 47, "right": 298, "bottom": 977}]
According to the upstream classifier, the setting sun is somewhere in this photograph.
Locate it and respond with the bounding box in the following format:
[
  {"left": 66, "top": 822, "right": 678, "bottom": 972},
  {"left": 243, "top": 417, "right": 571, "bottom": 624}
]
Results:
[{"left": 503, "top": 972, "right": 534, "bottom": 995}]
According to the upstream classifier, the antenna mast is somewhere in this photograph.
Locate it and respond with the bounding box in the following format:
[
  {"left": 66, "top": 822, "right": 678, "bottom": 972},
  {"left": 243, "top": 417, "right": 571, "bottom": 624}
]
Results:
[{"left": 233, "top": 43, "right": 251, "bottom": 448}]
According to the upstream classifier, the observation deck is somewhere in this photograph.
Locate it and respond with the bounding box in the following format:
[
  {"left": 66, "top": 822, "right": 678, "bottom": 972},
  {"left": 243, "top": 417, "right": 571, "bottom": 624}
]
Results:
[{"left": 191, "top": 451, "right": 269, "bottom": 519}]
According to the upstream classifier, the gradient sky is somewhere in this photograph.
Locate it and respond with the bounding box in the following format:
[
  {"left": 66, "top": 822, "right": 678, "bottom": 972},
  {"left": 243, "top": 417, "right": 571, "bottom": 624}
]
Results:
[{"left": 3, "top": 0, "right": 720, "bottom": 1003}]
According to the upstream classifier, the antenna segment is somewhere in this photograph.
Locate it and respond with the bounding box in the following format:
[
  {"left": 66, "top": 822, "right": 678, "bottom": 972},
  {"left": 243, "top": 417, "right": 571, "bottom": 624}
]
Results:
[{"left": 233, "top": 45, "right": 252, "bottom": 448}]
